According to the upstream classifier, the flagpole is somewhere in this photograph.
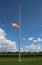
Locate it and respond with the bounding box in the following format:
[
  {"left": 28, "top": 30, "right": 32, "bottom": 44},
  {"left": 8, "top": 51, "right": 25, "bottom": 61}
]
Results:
[{"left": 18, "top": 0, "right": 21, "bottom": 61}]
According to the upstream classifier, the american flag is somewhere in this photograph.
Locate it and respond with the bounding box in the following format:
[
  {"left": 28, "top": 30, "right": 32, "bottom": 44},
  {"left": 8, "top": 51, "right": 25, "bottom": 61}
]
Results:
[{"left": 12, "top": 23, "right": 19, "bottom": 28}]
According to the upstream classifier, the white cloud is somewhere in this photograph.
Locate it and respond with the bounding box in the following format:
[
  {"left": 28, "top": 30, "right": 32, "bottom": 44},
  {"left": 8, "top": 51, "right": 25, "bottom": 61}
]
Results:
[
  {"left": 33, "top": 38, "right": 42, "bottom": 43},
  {"left": 24, "top": 43, "right": 42, "bottom": 52},
  {"left": 20, "top": 48, "right": 24, "bottom": 52},
  {"left": 28, "top": 37, "right": 34, "bottom": 41},
  {"left": 33, "top": 40, "right": 36, "bottom": 43},
  {"left": 0, "top": 28, "right": 17, "bottom": 52},
  {"left": 0, "top": 28, "right": 42, "bottom": 52},
  {"left": 0, "top": 28, "right": 7, "bottom": 40},
  {"left": 37, "top": 38, "right": 42, "bottom": 42}
]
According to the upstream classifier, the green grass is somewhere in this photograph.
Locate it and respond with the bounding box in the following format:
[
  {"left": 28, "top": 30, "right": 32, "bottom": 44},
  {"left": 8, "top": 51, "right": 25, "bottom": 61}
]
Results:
[{"left": 0, "top": 57, "right": 42, "bottom": 65}]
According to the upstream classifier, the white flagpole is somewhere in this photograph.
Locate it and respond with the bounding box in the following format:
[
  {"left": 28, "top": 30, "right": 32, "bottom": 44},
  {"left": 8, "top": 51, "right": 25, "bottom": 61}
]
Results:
[{"left": 18, "top": 0, "right": 21, "bottom": 61}]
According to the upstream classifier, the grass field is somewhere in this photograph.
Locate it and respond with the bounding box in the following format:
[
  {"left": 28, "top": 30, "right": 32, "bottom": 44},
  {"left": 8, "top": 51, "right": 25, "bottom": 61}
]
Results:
[{"left": 0, "top": 57, "right": 42, "bottom": 65}]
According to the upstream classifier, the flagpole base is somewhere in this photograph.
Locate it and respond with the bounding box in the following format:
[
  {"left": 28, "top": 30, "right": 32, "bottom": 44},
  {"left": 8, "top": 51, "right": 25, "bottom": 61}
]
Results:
[{"left": 18, "top": 59, "right": 21, "bottom": 61}]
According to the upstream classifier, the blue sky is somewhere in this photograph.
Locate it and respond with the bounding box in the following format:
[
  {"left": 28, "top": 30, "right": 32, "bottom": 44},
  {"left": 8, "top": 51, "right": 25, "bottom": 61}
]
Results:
[{"left": 0, "top": 0, "right": 42, "bottom": 52}]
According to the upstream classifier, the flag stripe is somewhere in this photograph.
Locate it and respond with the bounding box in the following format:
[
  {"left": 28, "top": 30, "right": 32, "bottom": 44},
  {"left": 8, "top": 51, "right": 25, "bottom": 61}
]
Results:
[{"left": 12, "top": 23, "right": 19, "bottom": 28}]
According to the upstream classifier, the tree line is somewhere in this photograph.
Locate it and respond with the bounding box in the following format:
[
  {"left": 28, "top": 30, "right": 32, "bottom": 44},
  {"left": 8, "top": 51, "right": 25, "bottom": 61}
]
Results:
[{"left": 0, "top": 52, "right": 42, "bottom": 57}]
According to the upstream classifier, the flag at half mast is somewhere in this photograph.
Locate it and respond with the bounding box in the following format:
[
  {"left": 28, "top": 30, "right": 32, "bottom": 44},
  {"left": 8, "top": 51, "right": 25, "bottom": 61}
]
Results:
[{"left": 12, "top": 23, "right": 19, "bottom": 28}]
